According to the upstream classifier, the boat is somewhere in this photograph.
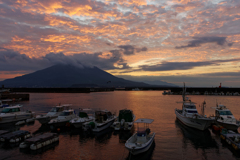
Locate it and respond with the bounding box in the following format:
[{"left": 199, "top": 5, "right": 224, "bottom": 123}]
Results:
[
  {"left": 82, "top": 110, "right": 116, "bottom": 132},
  {"left": 112, "top": 109, "right": 135, "bottom": 131},
  {"left": 35, "top": 104, "right": 69, "bottom": 124},
  {"left": 220, "top": 128, "right": 240, "bottom": 151},
  {"left": 175, "top": 83, "right": 214, "bottom": 130},
  {"left": 19, "top": 133, "right": 59, "bottom": 150},
  {"left": 0, "top": 130, "right": 31, "bottom": 143},
  {"left": 125, "top": 118, "right": 155, "bottom": 155},
  {"left": 0, "top": 105, "right": 34, "bottom": 124},
  {"left": 48, "top": 109, "right": 76, "bottom": 130},
  {"left": 213, "top": 104, "right": 240, "bottom": 131},
  {"left": 70, "top": 108, "right": 95, "bottom": 128}
]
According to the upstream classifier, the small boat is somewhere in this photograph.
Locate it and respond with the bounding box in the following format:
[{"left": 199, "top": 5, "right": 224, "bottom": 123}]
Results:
[
  {"left": 213, "top": 104, "right": 240, "bottom": 131},
  {"left": 0, "top": 130, "right": 31, "bottom": 143},
  {"left": 0, "top": 105, "right": 34, "bottom": 124},
  {"left": 112, "top": 109, "right": 135, "bottom": 131},
  {"left": 125, "top": 118, "right": 155, "bottom": 155},
  {"left": 220, "top": 128, "right": 240, "bottom": 151},
  {"left": 35, "top": 104, "right": 68, "bottom": 124},
  {"left": 48, "top": 109, "right": 76, "bottom": 130},
  {"left": 70, "top": 108, "right": 95, "bottom": 128},
  {"left": 83, "top": 110, "right": 116, "bottom": 132},
  {"left": 175, "top": 83, "right": 214, "bottom": 130},
  {"left": 19, "top": 133, "right": 59, "bottom": 150}
]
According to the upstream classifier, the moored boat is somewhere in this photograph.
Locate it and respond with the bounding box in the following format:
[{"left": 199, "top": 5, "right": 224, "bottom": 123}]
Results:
[
  {"left": 0, "top": 105, "right": 34, "bottom": 124},
  {"left": 0, "top": 130, "right": 31, "bottom": 143},
  {"left": 213, "top": 104, "right": 239, "bottom": 131},
  {"left": 125, "top": 118, "right": 155, "bottom": 155},
  {"left": 70, "top": 108, "right": 95, "bottom": 128},
  {"left": 83, "top": 110, "right": 116, "bottom": 132},
  {"left": 175, "top": 83, "right": 214, "bottom": 130},
  {"left": 48, "top": 109, "right": 76, "bottom": 130},
  {"left": 19, "top": 133, "right": 59, "bottom": 150},
  {"left": 220, "top": 128, "right": 240, "bottom": 151},
  {"left": 112, "top": 109, "right": 135, "bottom": 131},
  {"left": 35, "top": 104, "right": 68, "bottom": 124}
]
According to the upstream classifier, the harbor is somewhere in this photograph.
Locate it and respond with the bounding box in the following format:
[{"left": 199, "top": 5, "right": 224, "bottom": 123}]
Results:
[{"left": 0, "top": 91, "right": 240, "bottom": 160}]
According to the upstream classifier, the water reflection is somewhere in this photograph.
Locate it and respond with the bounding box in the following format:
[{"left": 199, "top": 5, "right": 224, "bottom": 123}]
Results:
[
  {"left": 175, "top": 119, "right": 218, "bottom": 149},
  {"left": 113, "top": 130, "right": 134, "bottom": 143}
]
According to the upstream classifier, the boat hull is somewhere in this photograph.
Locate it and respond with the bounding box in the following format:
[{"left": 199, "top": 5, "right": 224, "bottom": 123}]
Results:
[
  {"left": 92, "top": 118, "right": 116, "bottom": 132},
  {"left": 0, "top": 113, "right": 33, "bottom": 124},
  {"left": 36, "top": 116, "right": 58, "bottom": 124},
  {"left": 217, "top": 121, "right": 239, "bottom": 131},
  {"left": 125, "top": 133, "right": 155, "bottom": 155},
  {"left": 175, "top": 109, "right": 213, "bottom": 131}
]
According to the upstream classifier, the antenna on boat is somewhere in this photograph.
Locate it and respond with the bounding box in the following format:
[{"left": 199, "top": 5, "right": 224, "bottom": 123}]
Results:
[{"left": 182, "top": 82, "right": 186, "bottom": 102}]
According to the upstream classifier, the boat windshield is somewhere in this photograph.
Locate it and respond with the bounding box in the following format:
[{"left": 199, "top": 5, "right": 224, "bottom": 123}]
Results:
[
  {"left": 187, "top": 110, "right": 198, "bottom": 113},
  {"left": 50, "top": 108, "right": 59, "bottom": 112},
  {"left": 60, "top": 112, "right": 72, "bottom": 116},
  {"left": 219, "top": 111, "right": 233, "bottom": 115},
  {"left": 1, "top": 108, "right": 20, "bottom": 113}
]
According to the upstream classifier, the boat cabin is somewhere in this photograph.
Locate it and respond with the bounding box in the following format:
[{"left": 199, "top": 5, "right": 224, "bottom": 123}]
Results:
[
  {"left": 95, "top": 110, "right": 112, "bottom": 122},
  {"left": 118, "top": 109, "right": 134, "bottom": 122},
  {"left": 50, "top": 106, "right": 64, "bottom": 113},
  {"left": 59, "top": 110, "right": 74, "bottom": 116},
  {"left": 1, "top": 106, "right": 21, "bottom": 113},
  {"left": 79, "top": 109, "right": 95, "bottom": 118},
  {"left": 135, "top": 119, "right": 153, "bottom": 144}
]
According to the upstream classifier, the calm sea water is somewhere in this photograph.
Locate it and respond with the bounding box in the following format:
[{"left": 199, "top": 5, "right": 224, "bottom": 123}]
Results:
[{"left": 0, "top": 91, "right": 240, "bottom": 160}]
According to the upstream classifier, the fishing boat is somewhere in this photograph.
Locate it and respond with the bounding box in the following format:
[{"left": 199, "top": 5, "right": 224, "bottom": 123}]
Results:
[
  {"left": 35, "top": 104, "right": 69, "bottom": 124},
  {"left": 125, "top": 119, "right": 155, "bottom": 155},
  {"left": 213, "top": 104, "right": 240, "bottom": 131},
  {"left": 48, "top": 109, "right": 76, "bottom": 130},
  {"left": 70, "top": 108, "right": 95, "bottom": 128},
  {"left": 175, "top": 83, "right": 214, "bottom": 130},
  {"left": 220, "top": 128, "right": 240, "bottom": 151},
  {"left": 82, "top": 110, "right": 116, "bottom": 132},
  {"left": 0, "top": 105, "right": 34, "bottom": 124},
  {"left": 112, "top": 109, "right": 135, "bottom": 131}
]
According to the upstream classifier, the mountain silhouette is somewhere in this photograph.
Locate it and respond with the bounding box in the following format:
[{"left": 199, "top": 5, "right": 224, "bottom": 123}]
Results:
[{"left": 0, "top": 64, "right": 154, "bottom": 88}]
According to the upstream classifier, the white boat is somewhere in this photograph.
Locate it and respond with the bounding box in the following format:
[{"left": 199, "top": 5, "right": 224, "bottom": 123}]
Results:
[
  {"left": 112, "top": 109, "right": 135, "bottom": 131},
  {"left": 175, "top": 83, "right": 214, "bottom": 130},
  {"left": 70, "top": 109, "right": 95, "bottom": 128},
  {"left": 0, "top": 105, "right": 34, "bottom": 124},
  {"left": 35, "top": 104, "right": 69, "bottom": 124},
  {"left": 125, "top": 118, "right": 155, "bottom": 155},
  {"left": 83, "top": 110, "right": 116, "bottom": 132},
  {"left": 48, "top": 109, "right": 76, "bottom": 129},
  {"left": 214, "top": 104, "right": 240, "bottom": 131}
]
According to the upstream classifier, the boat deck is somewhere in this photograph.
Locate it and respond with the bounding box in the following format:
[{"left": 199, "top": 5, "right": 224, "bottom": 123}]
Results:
[
  {"left": 0, "top": 130, "right": 30, "bottom": 140},
  {"left": 25, "top": 133, "right": 57, "bottom": 143}
]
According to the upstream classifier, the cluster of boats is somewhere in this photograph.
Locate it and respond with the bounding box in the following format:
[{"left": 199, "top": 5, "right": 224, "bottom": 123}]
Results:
[
  {"left": 0, "top": 102, "right": 155, "bottom": 155},
  {"left": 0, "top": 83, "right": 239, "bottom": 155},
  {"left": 175, "top": 83, "right": 240, "bottom": 152}
]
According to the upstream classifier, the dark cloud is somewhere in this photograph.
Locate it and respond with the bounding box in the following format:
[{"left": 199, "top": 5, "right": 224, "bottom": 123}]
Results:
[
  {"left": 175, "top": 37, "right": 233, "bottom": 49},
  {"left": 0, "top": 48, "right": 130, "bottom": 71},
  {"left": 140, "top": 58, "right": 240, "bottom": 71},
  {"left": 117, "top": 45, "right": 147, "bottom": 55}
]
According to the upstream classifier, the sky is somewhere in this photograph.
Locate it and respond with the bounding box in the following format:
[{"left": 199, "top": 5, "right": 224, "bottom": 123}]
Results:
[{"left": 0, "top": 0, "right": 240, "bottom": 87}]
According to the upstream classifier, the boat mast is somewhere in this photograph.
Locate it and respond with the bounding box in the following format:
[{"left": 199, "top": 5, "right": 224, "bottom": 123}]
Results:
[{"left": 182, "top": 82, "right": 186, "bottom": 110}]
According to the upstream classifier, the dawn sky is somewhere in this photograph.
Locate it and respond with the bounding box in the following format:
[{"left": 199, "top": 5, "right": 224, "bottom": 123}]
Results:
[{"left": 0, "top": 0, "right": 240, "bottom": 87}]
